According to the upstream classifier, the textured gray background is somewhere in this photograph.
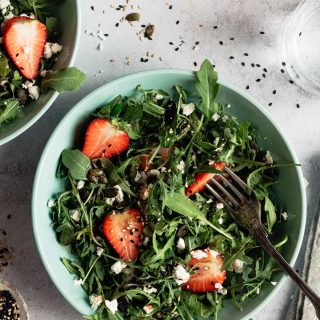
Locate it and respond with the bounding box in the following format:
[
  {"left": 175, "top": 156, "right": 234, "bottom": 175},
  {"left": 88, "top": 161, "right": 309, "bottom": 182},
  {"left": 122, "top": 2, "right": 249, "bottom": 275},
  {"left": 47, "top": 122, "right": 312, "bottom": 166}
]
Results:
[{"left": 1, "top": 0, "right": 320, "bottom": 319}]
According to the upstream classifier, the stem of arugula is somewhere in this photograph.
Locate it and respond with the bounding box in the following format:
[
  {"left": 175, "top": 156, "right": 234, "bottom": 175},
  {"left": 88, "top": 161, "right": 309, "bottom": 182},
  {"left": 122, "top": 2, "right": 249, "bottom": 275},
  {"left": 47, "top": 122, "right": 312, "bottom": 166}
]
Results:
[{"left": 82, "top": 256, "right": 100, "bottom": 285}]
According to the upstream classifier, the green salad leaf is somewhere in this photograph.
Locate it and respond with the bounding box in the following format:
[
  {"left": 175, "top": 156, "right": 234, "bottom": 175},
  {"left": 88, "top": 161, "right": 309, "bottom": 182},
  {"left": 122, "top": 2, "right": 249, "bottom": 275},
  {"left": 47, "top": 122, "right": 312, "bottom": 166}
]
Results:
[
  {"left": 0, "top": 99, "right": 20, "bottom": 126},
  {"left": 61, "top": 149, "right": 91, "bottom": 180}
]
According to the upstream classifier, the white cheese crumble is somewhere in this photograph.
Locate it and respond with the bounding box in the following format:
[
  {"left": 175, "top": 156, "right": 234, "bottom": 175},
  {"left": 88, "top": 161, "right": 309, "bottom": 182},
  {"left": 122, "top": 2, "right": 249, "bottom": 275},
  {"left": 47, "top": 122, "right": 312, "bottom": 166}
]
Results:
[
  {"left": 265, "top": 150, "right": 273, "bottom": 164},
  {"left": 232, "top": 259, "right": 244, "bottom": 274},
  {"left": 211, "top": 113, "right": 220, "bottom": 122},
  {"left": 218, "top": 287, "right": 228, "bottom": 295},
  {"left": 73, "top": 278, "right": 83, "bottom": 286},
  {"left": 216, "top": 203, "right": 224, "bottom": 210},
  {"left": 173, "top": 264, "right": 190, "bottom": 285},
  {"left": 77, "top": 180, "right": 85, "bottom": 190},
  {"left": 218, "top": 217, "right": 224, "bottom": 225},
  {"left": 29, "top": 85, "right": 40, "bottom": 100},
  {"left": 209, "top": 249, "right": 219, "bottom": 258},
  {"left": 214, "top": 283, "right": 223, "bottom": 289},
  {"left": 43, "top": 42, "right": 63, "bottom": 60},
  {"left": 176, "top": 238, "right": 186, "bottom": 251},
  {"left": 155, "top": 93, "right": 163, "bottom": 100},
  {"left": 89, "top": 294, "right": 103, "bottom": 311},
  {"left": 271, "top": 281, "right": 277, "bottom": 286},
  {"left": 111, "top": 261, "right": 127, "bottom": 274},
  {"left": 143, "top": 304, "right": 153, "bottom": 314},
  {"left": 143, "top": 236, "right": 150, "bottom": 246},
  {"left": 176, "top": 160, "right": 185, "bottom": 174},
  {"left": 222, "top": 115, "right": 229, "bottom": 122},
  {"left": 105, "top": 299, "right": 118, "bottom": 314},
  {"left": 114, "top": 185, "right": 124, "bottom": 202},
  {"left": 69, "top": 209, "right": 81, "bottom": 222},
  {"left": 0, "top": 0, "right": 11, "bottom": 10},
  {"left": 281, "top": 212, "right": 288, "bottom": 220},
  {"left": 143, "top": 286, "right": 157, "bottom": 294},
  {"left": 96, "top": 247, "right": 104, "bottom": 257},
  {"left": 181, "top": 103, "right": 195, "bottom": 116},
  {"left": 22, "top": 80, "right": 35, "bottom": 89},
  {"left": 191, "top": 250, "right": 208, "bottom": 259},
  {"left": 47, "top": 199, "right": 55, "bottom": 208}
]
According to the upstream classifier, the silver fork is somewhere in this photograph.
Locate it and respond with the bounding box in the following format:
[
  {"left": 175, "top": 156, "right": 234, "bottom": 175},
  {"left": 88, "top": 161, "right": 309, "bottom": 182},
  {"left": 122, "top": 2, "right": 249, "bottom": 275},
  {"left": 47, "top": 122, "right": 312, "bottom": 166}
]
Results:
[{"left": 205, "top": 166, "right": 320, "bottom": 318}]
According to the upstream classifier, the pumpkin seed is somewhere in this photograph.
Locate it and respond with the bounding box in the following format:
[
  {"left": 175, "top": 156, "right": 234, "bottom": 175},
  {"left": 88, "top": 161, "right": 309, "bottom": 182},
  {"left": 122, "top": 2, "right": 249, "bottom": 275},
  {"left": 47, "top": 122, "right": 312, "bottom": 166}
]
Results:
[
  {"left": 89, "top": 169, "right": 104, "bottom": 177},
  {"left": 144, "top": 24, "right": 155, "bottom": 38},
  {"left": 126, "top": 12, "right": 141, "bottom": 22}
]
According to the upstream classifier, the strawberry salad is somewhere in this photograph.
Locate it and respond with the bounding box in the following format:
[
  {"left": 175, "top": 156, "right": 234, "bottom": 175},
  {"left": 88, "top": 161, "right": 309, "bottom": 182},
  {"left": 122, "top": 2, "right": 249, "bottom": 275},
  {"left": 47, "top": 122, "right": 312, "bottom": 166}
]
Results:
[
  {"left": 0, "top": 0, "right": 85, "bottom": 128},
  {"left": 49, "top": 60, "right": 288, "bottom": 319}
]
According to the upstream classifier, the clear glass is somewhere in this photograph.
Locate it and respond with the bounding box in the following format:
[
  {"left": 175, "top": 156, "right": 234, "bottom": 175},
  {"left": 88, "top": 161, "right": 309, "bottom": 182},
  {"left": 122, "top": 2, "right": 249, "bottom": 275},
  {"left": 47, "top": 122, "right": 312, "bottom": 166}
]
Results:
[{"left": 282, "top": 0, "right": 320, "bottom": 96}]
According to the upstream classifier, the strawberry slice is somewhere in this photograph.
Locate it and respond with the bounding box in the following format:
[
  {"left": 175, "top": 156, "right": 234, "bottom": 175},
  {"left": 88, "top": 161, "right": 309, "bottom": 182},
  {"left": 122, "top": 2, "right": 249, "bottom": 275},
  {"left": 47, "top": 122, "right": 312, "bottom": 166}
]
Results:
[
  {"left": 183, "top": 249, "right": 226, "bottom": 293},
  {"left": 186, "top": 161, "right": 225, "bottom": 196},
  {"left": 102, "top": 209, "right": 144, "bottom": 262},
  {"left": 4, "top": 17, "right": 47, "bottom": 79},
  {"left": 82, "top": 118, "right": 130, "bottom": 160},
  {"left": 140, "top": 147, "right": 172, "bottom": 171}
]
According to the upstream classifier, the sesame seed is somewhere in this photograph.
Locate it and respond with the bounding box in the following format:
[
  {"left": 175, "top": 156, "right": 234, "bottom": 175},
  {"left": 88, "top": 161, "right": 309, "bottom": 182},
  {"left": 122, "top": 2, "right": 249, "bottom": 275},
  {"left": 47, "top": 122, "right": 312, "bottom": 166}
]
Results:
[
  {"left": 281, "top": 69, "right": 285, "bottom": 73},
  {"left": 256, "top": 79, "right": 261, "bottom": 82},
  {"left": 246, "top": 85, "right": 249, "bottom": 90},
  {"left": 174, "top": 47, "right": 179, "bottom": 51},
  {"left": 115, "top": 22, "right": 119, "bottom": 27},
  {"left": 90, "top": 5, "right": 94, "bottom": 11},
  {"left": 296, "top": 103, "right": 300, "bottom": 108},
  {"left": 289, "top": 80, "right": 294, "bottom": 84},
  {"left": 213, "top": 25, "right": 218, "bottom": 29},
  {"left": 299, "top": 32, "right": 302, "bottom": 37},
  {"left": 268, "top": 102, "right": 272, "bottom": 106},
  {"left": 241, "top": 62, "right": 245, "bottom": 66},
  {"left": 256, "top": 63, "right": 261, "bottom": 67},
  {"left": 272, "top": 90, "right": 277, "bottom": 94},
  {"left": 262, "top": 73, "right": 266, "bottom": 78},
  {"left": 251, "top": 63, "right": 255, "bottom": 67},
  {"left": 244, "top": 53, "right": 249, "bottom": 56},
  {"left": 263, "top": 68, "right": 268, "bottom": 72},
  {"left": 169, "top": 41, "right": 174, "bottom": 45},
  {"left": 193, "top": 61, "right": 198, "bottom": 67},
  {"left": 176, "top": 20, "right": 180, "bottom": 25},
  {"left": 260, "top": 31, "right": 265, "bottom": 34},
  {"left": 282, "top": 61, "right": 286, "bottom": 66},
  {"left": 195, "top": 41, "right": 200, "bottom": 45},
  {"left": 219, "top": 41, "right": 223, "bottom": 45},
  {"left": 229, "top": 56, "right": 234, "bottom": 60},
  {"left": 230, "top": 37, "right": 234, "bottom": 40},
  {"left": 169, "top": 5, "right": 173, "bottom": 9}
]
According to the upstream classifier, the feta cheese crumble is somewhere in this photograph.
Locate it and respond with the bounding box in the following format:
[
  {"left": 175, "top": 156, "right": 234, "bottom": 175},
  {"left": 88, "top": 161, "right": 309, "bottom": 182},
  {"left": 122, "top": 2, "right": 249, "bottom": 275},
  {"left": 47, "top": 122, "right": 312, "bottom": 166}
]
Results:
[
  {"left": 155, "top": 94, "right": 163, "bottom": 100},
  {"left": 181, "top": 103, "right": 195, "bottom": 116},
  {"left": 281, "top": 212, "right": 288, "bottom": 220},
  {"left": 232, "top": 259, "right": 244, "bottom": 274},
  {"left": 105, "top": 299, "right": 118, "bottom": 314},
  {"left": 265, "top": 150, "right": 273, "bottom": 164},
  {"left": 77, "top": 180, "right": 85, "bottom": 190},
  {"left": 73, "top": 278, "right": 83, "bottom": 286},
  {"left": 143, "top": 286, "right": 157, "bottom": 294},
  {"left": 271, "top": 281, "right": 277, "bottom": 286},
  {"left": 69, "top": 209, "right": 81, "bottom": 222},
  {"left": 176, "top": 160, "right": 185, "bottom": 174},
  {"left": 89, "top": 294, "right": 103, "bottom": 311},
  {"left": 43, "top": 42, "right": 63, "bottom": 60},
  {"left": 96, "top": 247, "right": 104, "bottom": 257},
  {"left": 47, "top": 199, "right": 55, "bottom": 208},
  {"left": 111, "top": 261, "right": 127, "bottom": 274},
  {"left": 191, "top": 250, "right": 208, "bottom": 259},
  {"left": 212, "top": 113, "right": 220, "bottom": 122},
  {"left": 114, "top": 185, "right": 124, "bottom": 202},
  {"left": 173, "top": 264, "right": 190, "bottom": 285},
  {"left": 218, "top": 217, "right": 224, "bottom": 225},
  {"left": 216, "top": 203, "right": 224, "bottom": 210},
  {"left": 176, "top": 238, "right": 186, "bottom": 251},
  {"left": 143, "top": 304, "right": 153, "bottom": 314}
]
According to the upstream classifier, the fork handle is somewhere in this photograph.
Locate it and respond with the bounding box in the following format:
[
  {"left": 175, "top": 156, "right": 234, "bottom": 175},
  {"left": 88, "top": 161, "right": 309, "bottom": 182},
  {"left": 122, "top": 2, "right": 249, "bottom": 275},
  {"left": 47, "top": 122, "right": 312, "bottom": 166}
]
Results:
[{"left": 253, "top": 226, "right": 320, "bottom": 319}]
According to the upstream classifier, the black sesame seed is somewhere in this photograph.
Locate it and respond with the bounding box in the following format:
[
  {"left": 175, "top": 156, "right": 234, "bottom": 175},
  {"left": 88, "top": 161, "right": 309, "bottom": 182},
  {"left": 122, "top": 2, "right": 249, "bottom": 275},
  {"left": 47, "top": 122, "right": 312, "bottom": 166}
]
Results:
[
  {"left": 90, "top": 5, "right": 94, "bottom": 11},
  {"left": 104, "top": 33, "right": 109, "bottom": 37},
  {"left": 144, "top": 58, "right": 149, "bottom": 62},
  {"left": 282, "top": 61, "right": 286, "bottom": 66},
  {"left": 141, "top": 24, "right": 146, "bottom": 27},
  {"left": 256, "top": 63, "right": 261, "bottom": 67},
  {"left": 256, "top": 79, "right": 261, "bottom": 82},
  {"left": 244, "top": 53, "right": 249, "bottom": 56},
  {"left": 272, "top": 90, "right": 277, "bottom": 94},
  {"left": 2, "top": 230, "right": 6, "bottom": 236},
  {"left": 219, "top": 41, "right": 223, "bottom": 45},
  {"left": 299, "top": 32, "right": 302, "bottom": 37},
  {"left": 130, "top": 231, "right": 134, "bottom": 235},
  {"left": 174, "top": 47, "right": 179, "bottom": 51},
  {"left": 115, "top": 22, "right": 119, "bottom": 27},
  {"left": 289, "top": 80, "right": 294, "bottom": 84},
  {"left": 135, "top": 228, "right": 139, "bottom": 232},
  {"left": 263, "top": 68, "right": 268, "bottom": 73},
  {"left": 169, "top": 41, "right": 174, "bottom": 45},
  {"left": 147, "top": 36, "right": 152, "bottom": 40},
  {"left": 195, "top": 41, "right": 200, "bottom": 45},
  {"left": 251, "top": 63, "right": 255, "bottom": 67},
  {"left": 193, "top": 61, "right": 198, "bottom": 67},
  {"left": 262, "top": 73, "right": 266, "bottom": 78},
  {"left": 140, "top": 57, "right": 144, "bottom": 62},
  {"left": 169, "top": 5, "right": 173, "bottom": 9},
  {"left": 260, "top": 31, "right": 265, "bottom": 34},
  {"left": 229, "top": 56, "right": 234, "bottom": 60},
  {"left": 268, "top": 102, "right": 272, "bottom": 106},
  {"left": 120, "top": 237, "right": 123, "bottom": 241},
  {"left": 246, "top": 85, "right": 249, "bottom": 90},
  {"left": 176, "top": 20, "right": 180, "bottom": 25},
  {"left": 281, "top": 69, "right": 285, "bottom": 73},
  {"left": 116, "top": 7, "right": 120, "bottom": 10},
  {"left": 241, "top": 62, "right": 245, "bottom": 66},
  {"left": 296, "top": 103, "right": 300, "bottom": 108},
  {"left": 230, "top": 37, "right": 234, "bottom": 41},
  {"left": 130, "top": 240, "right": 135, "bottom": 243},
  {"left": 213, "top": 25, "right": 218, "bottom": 29},
  {"left": 7, "top": 215, "right": 11, "bottom": 220}
]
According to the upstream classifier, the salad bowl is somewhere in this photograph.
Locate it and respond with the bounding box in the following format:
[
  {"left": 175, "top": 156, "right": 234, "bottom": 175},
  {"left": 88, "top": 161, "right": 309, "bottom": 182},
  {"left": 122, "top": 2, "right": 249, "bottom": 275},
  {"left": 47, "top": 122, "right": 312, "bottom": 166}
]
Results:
[
  {"left": 32, "top": 69, "right": 306, "bottom": 319},
  {"left": 0, "top": 0, "right": 81, "bottom": 145}
]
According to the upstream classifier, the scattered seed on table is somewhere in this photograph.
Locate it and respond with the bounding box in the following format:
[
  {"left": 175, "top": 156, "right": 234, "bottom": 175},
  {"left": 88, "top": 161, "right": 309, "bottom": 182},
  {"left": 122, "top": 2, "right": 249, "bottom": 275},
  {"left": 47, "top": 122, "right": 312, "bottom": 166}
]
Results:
[
  {"left": 299, "top": 32, "right": 302, "bottom": 37},
  {"left": 7, "top": 215, "right": 11, "bottom": 220},
  {"left": 296, "top": 103, "right": 300, "bottom": 108},
  {"left": 260, "top": 31, "right": 265, "bottom": 34},
  {"left": 263, "top": 68, "right": 268, "bottom": 73},
  {"left": 246, "top": 85, "right": 250, "bottom": 90},
  {"left": 213, "top": 25, "right": 218, "bottom": 29},
  {"left": 174, "top": 47, "right": 179, "bottom": 51},
  {"left": 289, "top": 80, "right": 294, "bottom": 84},
  {"left": 251, "top": 63, "right": 255, "bottom": 67},
  {"left": 193, "top": 61, "right": 198, "bottom": 67},
  {"left": 229, "top": 56, "right": 234, "bottom": 60},
  {"left": 140, "top": 57, "right": 144, "bottom": 62},
  {"left": 244, "top": 53, "right": 249, "bottom": 56},
  {"left": 169, "top": 5, "right": 173, "bottom": 9},
  {"left": 195, "top": 41, "right": 200, "bottom": 45},
  {"left": 176, "top": 20, "right": 180, "bottom": 25},
  {"left": 282, "top": 61, "right": 286, "bottom": 66},
  {"left": 241, "top": 62, "right": 245, "bottom": 66},
  {"left": 268, "top": 102, "right": 272, "bottom": 106},
  {"left": 262, "top": 73, "right": 266, "bottom": 78},
  {"left": 219, "top": 41, "right": 223, "bottom": 45},
  {"left": 272, "top": 90, "right": 277, "bottom": 94},
  {"left": 169, "top": 42, "right": 174, "bottom": 45},
  {"left": 256, "top": 79, "right": 261, "bottom": 82},
  {"left": 90, "top": 5, "right": 94, "bottom": 11},
  {"left": 115, "top": 22, "right": 119, "bottom": 27},
  {"left": 230, "top": 37, "right": 234, "bottom": 41},
  {"left": 104, "top": 33, "right": 109, "bottom": 37},
  {"left": 141, "top": 24, "right": 146, "bottom": 27},
  {"left": 256, "top": 63, "right": 261, "bottom": 67},
  {"left": 281, "top": 69, "right": 285, "bottom": 73}
]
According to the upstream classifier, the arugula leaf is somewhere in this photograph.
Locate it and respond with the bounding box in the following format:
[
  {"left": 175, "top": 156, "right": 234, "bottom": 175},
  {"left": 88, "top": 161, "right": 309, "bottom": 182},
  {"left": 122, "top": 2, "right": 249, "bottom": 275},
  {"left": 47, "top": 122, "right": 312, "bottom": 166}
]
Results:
[
  {"left": 195, "top": 59, "right": 220, "bottom": 119},
  {"left": 0, "top": 99, "right": 20, "bottom": 126},
  {"left": 0, "top": 52, "right": 10, "bottom": 79},
  {"left": 61, "top": 149, "right": 91, "bottom": 180},
  {"left": 165, "top": 192, "right": 233, "bottom": 239},
  {"left": 46, "top": 16, "right": 60, "bottom": 36},
  {"left": 41, "top": 67, "right": 86, "bottom": 93},
  {"left": 264, "top": 196, "right": 277, "bottom": 233}
]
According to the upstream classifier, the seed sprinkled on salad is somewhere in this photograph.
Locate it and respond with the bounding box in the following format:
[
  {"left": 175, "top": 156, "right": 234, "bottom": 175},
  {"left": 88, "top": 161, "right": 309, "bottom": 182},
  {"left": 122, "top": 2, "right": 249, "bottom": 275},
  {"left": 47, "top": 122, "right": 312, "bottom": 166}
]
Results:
[{"left": 49, "top": 60, "right": 289, "bottom": 320}]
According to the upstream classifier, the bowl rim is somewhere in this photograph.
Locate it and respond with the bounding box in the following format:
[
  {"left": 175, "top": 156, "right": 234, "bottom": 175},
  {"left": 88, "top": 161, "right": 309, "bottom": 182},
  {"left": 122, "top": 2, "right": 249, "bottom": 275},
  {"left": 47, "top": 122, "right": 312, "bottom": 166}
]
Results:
[
  {"left": 32, "top": 68, "right": 307, "bottom": 319},
  {"left": 0, "top": 0, "right": 82, "bottom": 146}
]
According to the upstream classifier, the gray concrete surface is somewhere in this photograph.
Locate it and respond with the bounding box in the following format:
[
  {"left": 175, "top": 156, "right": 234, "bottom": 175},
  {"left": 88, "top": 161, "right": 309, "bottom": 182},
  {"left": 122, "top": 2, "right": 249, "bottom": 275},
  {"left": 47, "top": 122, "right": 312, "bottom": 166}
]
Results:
[{"left": 1, "top": 1, "right": 320, "bottom": 319}]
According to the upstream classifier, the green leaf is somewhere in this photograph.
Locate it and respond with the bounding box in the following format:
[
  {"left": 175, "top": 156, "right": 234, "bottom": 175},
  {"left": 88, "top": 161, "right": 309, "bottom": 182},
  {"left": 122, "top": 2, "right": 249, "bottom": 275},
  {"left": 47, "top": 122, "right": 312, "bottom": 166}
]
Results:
[
  {"left": 164, "top": 192, "right": 232, "bottom": 239},
  {"left": 195, "top": 59, "right": 220, "bottom": 119},
  {"left": 264, "top": 196, "right": 276, "bottom": 233},
  {"left": 41, "top": 67, "right": 86, "bottom": 93},
  {"left": 61, "top": 149, "right": 91, "bottom": 180},
  {"left": 0, "top": 99, "right": 20, "bottom": 126},
  {"left": 46, "top": 16, "right": 60, "bottom": 36},
  {"left": 0, "top": 52, "right": 10, "bottom": 78}
]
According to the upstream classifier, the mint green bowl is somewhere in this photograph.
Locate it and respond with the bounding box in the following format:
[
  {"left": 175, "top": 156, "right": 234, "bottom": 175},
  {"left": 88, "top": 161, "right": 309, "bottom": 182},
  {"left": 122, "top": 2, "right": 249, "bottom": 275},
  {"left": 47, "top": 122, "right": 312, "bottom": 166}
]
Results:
[
  {"left": 0, "top": 0, "right": 81, "bottom": 145},
  {"left": 32, "top": 70, "right": 306, "bottom": 319}
]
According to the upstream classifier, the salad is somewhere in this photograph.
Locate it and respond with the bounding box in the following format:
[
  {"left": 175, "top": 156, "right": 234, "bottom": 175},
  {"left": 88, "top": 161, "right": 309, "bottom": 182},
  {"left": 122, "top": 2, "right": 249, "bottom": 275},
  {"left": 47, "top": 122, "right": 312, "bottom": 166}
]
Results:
[
  {"left": 0, "top": 0, "right": 85, "bottom": 127},
  {"left": 49, "top": 60, "right": 288, "bottom": 320}
]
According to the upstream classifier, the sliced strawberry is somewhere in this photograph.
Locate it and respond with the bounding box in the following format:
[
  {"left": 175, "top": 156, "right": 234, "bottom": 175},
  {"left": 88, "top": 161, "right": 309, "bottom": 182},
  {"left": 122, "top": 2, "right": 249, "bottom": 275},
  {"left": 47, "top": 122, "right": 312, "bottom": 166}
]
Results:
[
  {"left": 102, "top": 209, "right": 144, "bottom": 262},
  {"left": 82, "top": 118, "right": 130, "bottom": 160},
  {"left": 140, "top": 147, "right": 172, "bottom": 171},
  {"left": 183, "top": 249, "right": 226, "bottom": 293},
  {"left": 186, "top": 161, "right": 225, "bottom": 196},
  {"left": 4, "top": 17, "right": 47, "bottom": 79}
]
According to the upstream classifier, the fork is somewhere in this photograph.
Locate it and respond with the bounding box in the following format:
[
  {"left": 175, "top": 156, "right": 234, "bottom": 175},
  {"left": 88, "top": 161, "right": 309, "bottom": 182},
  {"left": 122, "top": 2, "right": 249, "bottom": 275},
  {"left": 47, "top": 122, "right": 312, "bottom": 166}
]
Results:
[{"left": 204, "top": 166, "right": 320, "bottom": 318}]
